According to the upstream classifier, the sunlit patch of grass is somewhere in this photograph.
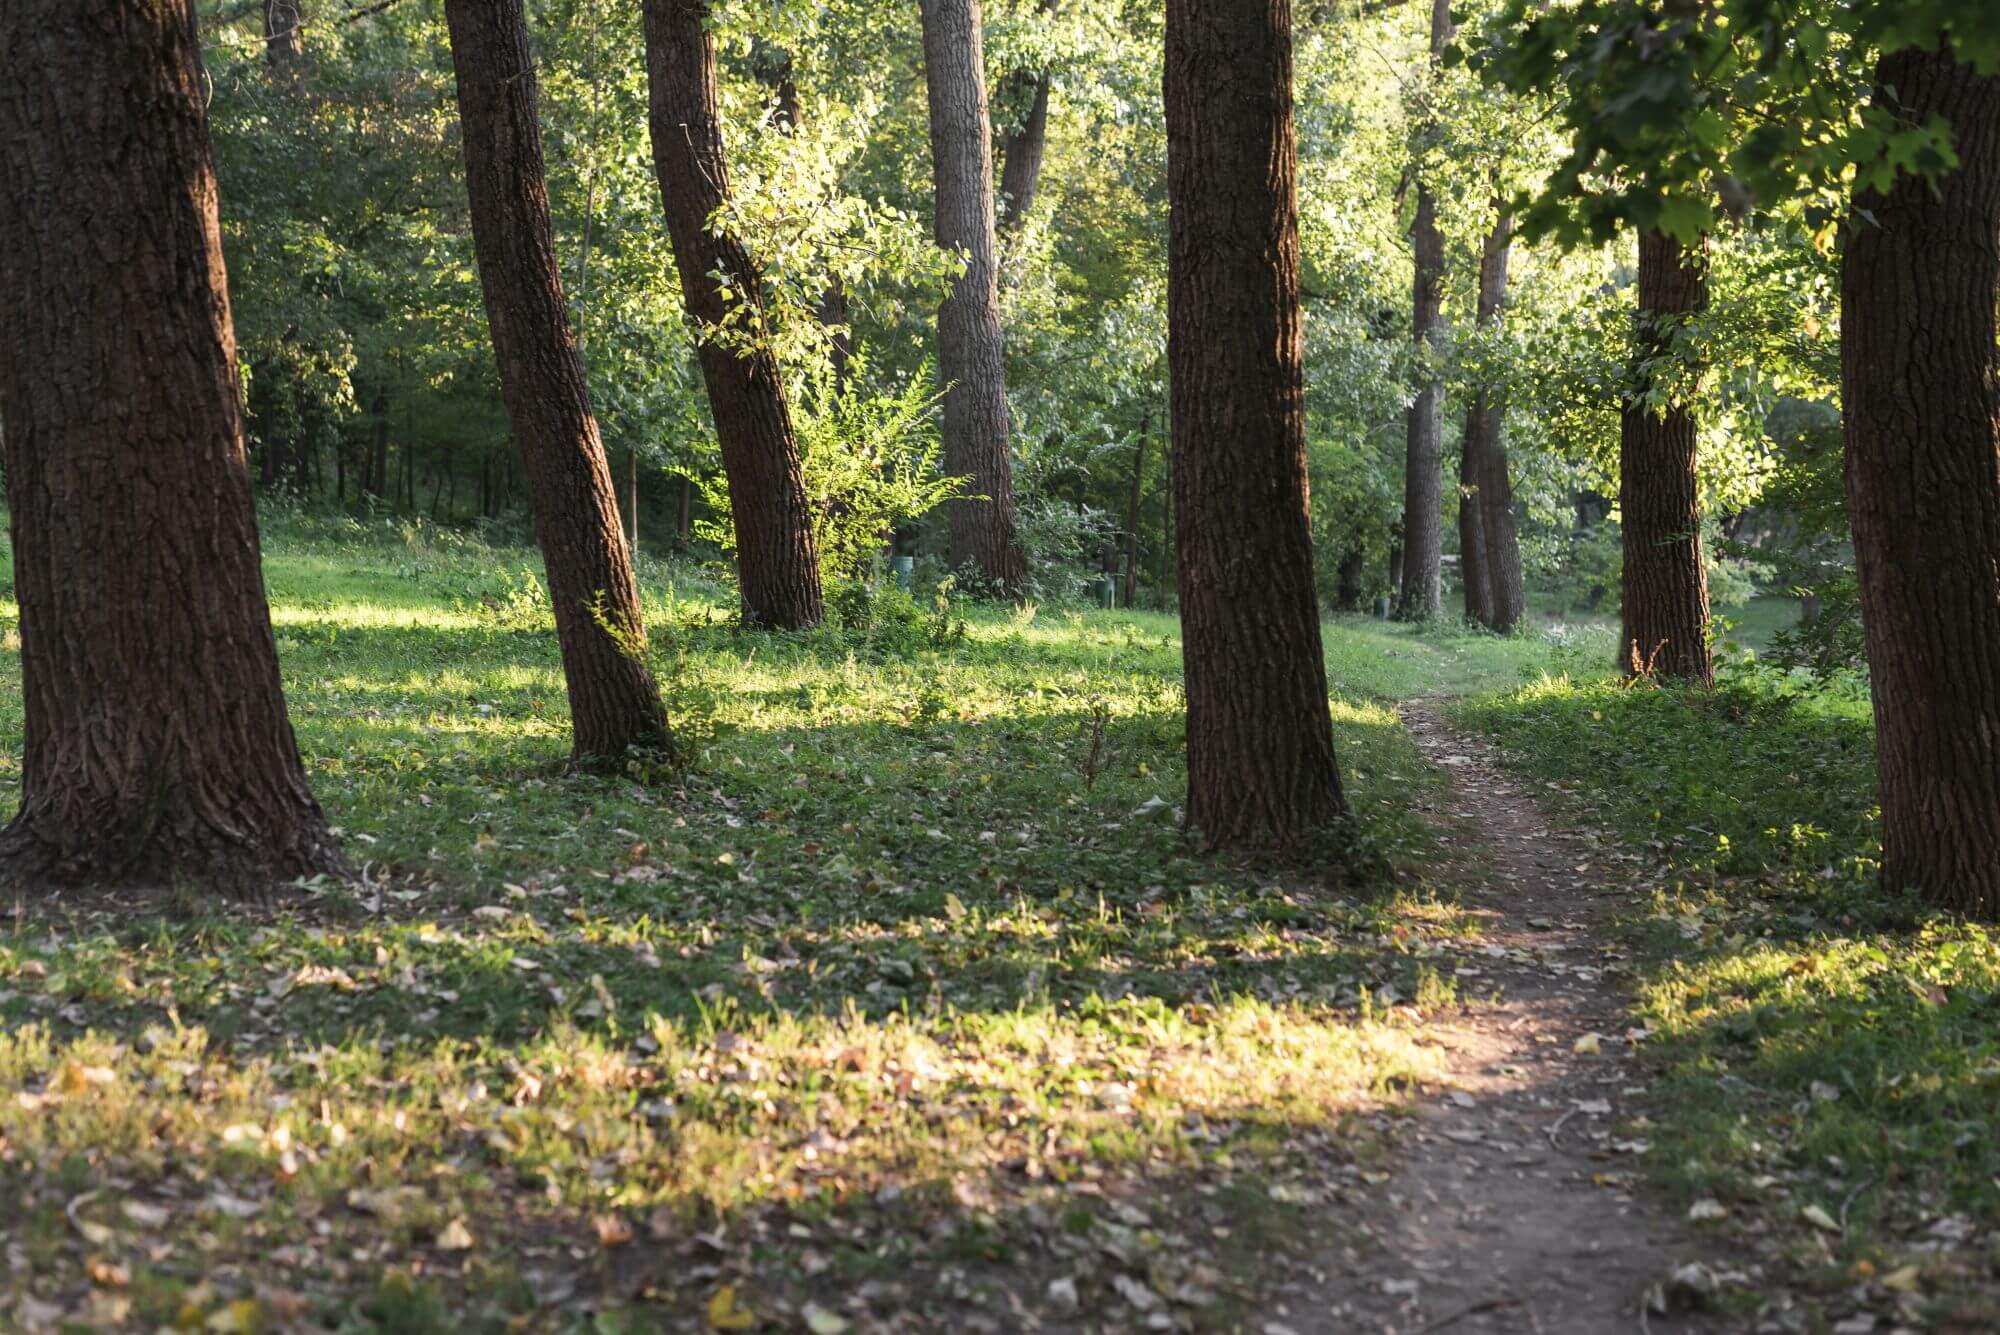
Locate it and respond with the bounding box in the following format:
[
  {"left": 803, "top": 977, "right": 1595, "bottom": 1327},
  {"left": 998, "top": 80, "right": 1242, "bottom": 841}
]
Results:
[{"left": 0, "top": 518, "right": 1520, "bottom": 1330}]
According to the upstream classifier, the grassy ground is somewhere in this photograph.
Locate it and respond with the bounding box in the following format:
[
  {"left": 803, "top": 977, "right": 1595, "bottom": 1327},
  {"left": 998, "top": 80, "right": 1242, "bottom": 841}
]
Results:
[
  {"left": 1456, "top": 669, "right": 2000, "bottom": 1328},
  {"left": 0, "top": 516, "right": 1547, "bottom": 1334}
]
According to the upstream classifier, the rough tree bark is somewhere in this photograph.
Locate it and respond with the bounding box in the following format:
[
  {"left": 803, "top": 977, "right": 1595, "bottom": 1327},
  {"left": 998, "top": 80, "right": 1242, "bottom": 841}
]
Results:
[
  {"left": 643, "top": 0, "right": 824, "bottom": 629},
  {"left": 1123, "top": 415, "right": 1149, "bottom": 608},
  {"left": 1843, "top": 47, "right": 2000, "bottom": 916},
  {"left": 1166, "top": 0, "right": 1348, "bottom": 849},
  {"left": 443, "top": 0, "right": 672, "bottom": 760},
  {"left": 1620, "top": 229, "right": 1713, "bottom": 683},
  {"left": 1397, "top": 0, "right": 1452, "bottom": 620},
  {"left": 1461, "top": 211, "right": 1524, "bottom": 632},
  {"left": 919, "top": 0, "right": 1029, "bottom": 594},
  {"left": 0, "top": 0, "right": 346, "bottom": 891}
]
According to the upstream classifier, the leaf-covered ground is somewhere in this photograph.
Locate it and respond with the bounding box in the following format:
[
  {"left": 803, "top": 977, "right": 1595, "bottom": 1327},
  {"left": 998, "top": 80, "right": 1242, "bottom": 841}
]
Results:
[{"left": 0, "top": 517, "right": 1570, "bottom": 1334}]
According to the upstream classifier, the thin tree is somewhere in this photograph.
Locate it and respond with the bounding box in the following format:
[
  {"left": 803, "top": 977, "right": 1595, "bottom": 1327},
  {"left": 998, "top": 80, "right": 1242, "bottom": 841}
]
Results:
[
  {"left": 1397, "top": 0, "right": 1452, "bottom": 619},
  {"left": 1619, "top": 229, "right": 1712, "bottom": 683},
  {"left": 1166, "top": 0, "right": 1348, "bottom": 848},
  {"left": 443, "top": 0, "right": 672, "bottom": 760},
  {"left": 0, "top": 0, "right": 346, "bottom": 890},
  {"left": 1460, "top": 210, "right": 1524, "bottom": 632},
  {"left": 1843, "top": 47, "right": 2000, "bottom": 915},
  {"left": 643, "top": 0, "right": 824, "bottom": 629},
  {"left": 995, "top": 0, "right": 1058, "bottom": 241},
  {"left": 919, "top": 0, "right": 1029, "bottom": 593},
  {"left": 262, "top": 0, "right": 302, "bottom": 70}
]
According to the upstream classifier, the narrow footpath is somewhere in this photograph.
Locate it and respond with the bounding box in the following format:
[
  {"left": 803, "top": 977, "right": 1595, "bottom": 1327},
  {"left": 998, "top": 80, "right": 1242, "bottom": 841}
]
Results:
[{"left": 1287, "top": 703, "right": 1724, "bottom": 1333}]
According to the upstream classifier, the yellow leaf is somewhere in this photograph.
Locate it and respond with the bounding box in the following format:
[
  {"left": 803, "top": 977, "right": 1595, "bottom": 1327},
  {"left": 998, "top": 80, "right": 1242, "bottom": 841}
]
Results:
[
  {"left": 1880, "top": 1264, "right": 1921, "bottom": 1293},
  {"left": 1572, "top": 1033, "right": 1601, "bottom": 1055},
  {"left": 435, "top": 1218, "right": 474, "bottom": 1251},
  {"left": 593, "top": 1213, "right": 635, "bottom": 1248},
  {"left": 943, "top": 893, "right": 967, "bottom": 922},
  {"left": 205, "top": 1298, "right": 263, "bottom": 1333},
  {"left": 707, "top": 1284, "right": 755, "bottom": 1331}
]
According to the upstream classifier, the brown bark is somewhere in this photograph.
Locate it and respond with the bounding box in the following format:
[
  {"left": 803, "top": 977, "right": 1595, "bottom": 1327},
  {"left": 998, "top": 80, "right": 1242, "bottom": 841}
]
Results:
[
  {"left": 643, "top": 0, "right": 824, "bottom": 629},
  {"left": 1166, "top": 0, "right": 1348, "bottom": 849},
  {"left": 1397, "top": 0, "right": 1452, "bottom": 620},
  {"left": 0, "top": 0, "right": 346, "bottom": 891},
  {"left": 1461, "top": 211, "right": 1523, "bottom": 632},
  {"left": 919, "top": 0, "right": 1028, "bottom": 594},
  {"left": 1843, "top": 47, "right": 2000, "bottom": 916},
  {"left": 444, "top": 0, "right": 671, "bottom": 760},
  {"left": 1336, "top": 550, "right": 1366, "bottom": 611},
  {"left": 1620, "top": 229, "right": 1713, "bottom": 684}
]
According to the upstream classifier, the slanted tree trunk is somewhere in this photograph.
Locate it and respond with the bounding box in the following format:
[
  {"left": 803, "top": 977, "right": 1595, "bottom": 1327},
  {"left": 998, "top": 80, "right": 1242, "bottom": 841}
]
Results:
[
  {"left": 1620, "top": 229, "right": 1712, "bottom": 683},
  {"left": 995, "top": 0, "right": 1057, "bottom": 241},
  {"left": 1397, "top": 0, "right": 1452, "bottom": 621},
  {"left": 262, "top": 0, "right": 302, "bottom": 72},
  {"left": 1462, "top": 210, "right": 1524, "bottom": 632},
  {"left": 1166, "top": 0, "right": 1348, "bottom": 849},
  {"left": 0, "top": 0, "right": 346, "bottom": 891},
  {"left": 1843, "top": 47, "right": 2000, "bottom": 917},
  {"left": 443, "top": 0, "right": 671, "bottom": 760},
  {"left": 643, "top": 0, "right": 823, "bottom": 629},
  {"left": 919, "top": 0, "right": 1028, "bottom": 594}
]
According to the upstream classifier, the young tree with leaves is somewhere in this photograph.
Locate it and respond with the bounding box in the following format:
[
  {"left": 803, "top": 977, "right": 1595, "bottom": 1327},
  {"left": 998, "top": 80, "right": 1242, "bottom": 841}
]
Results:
[
  {"left": 443, "top": 0, "right": 673, "bottom": 761},
  {"left": 919, "top": 0, "right": 1029, "bottom": 594},
  {"left": 643, "top": 0, "right": 825, "bottom": 629},
  {"left": 1397, "top": 0, "right": 1455, "bottom": 620},
  {"left": 1166, "top": 0, "right": 1348, "bottom": 848},
  {"left": 0, "top": 0, "right": 347, "bottom": 890}
]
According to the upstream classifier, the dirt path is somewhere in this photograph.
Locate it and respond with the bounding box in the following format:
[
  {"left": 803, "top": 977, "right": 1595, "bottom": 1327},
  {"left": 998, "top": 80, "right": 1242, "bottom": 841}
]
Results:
[{"left": 1281, "top": 703, "right": 1722, "bottom": 1334}]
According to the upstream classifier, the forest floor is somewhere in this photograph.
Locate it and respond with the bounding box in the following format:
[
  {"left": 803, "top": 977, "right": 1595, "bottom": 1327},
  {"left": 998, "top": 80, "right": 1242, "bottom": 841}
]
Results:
[{"left": 0, "top": 516, "right": 1995, "bottom": 1333}]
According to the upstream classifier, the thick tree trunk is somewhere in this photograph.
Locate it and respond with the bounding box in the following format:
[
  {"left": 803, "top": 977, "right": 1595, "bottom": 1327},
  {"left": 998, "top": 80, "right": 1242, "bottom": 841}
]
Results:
[
  {"left": 1166, "top": 0, "right": 1348, "bottom": 850},
  {"left": 1462, "top": 211, "right": 1524, "bottom": 632},
  {"left": 1396, "top": 0, "right": 1452, "bottom": 621},
  {"left": 0, "top": 0, "right": 345, "bottom": 891},
  {"left": 643, "top": 0, "right": 824, "bottom": 629},
  {"left": 444, "top": 0, "right": 671, "bottom": 760},
  {"left": 1620, "top": 230, "right": 1713, "bottom": 683},
  {"left": 919, "top": 0, "right": 1028, "bottom": 594},
  {"left": 262, "top": 0, "right": 302, "bottom": 72},
  {"left": 1457, "top": 440, "right": 1491, "bottom": 625},
  {"left": 1843, "top": 47, "right": 2000, "bottom": 917}
]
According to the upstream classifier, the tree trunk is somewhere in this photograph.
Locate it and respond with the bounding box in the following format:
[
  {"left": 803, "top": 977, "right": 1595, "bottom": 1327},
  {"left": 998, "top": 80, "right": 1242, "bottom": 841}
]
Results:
[
  {"left": 1620, "top": 229, "right": 1713, "bottom": 683},
  {"left": 642, "top": 0, "right": 824, "bottom": 629},
  {"left": 0, "top": 0, "right": 345, "bottom": 891},
  {"left": 1336, "top": 550, "right": 1366, "bottom": 611},
  {"left": 366, "top": 391, "right": 389, "bottom": 499},
  {"left": 1463, "top": 210, "right": 1524, "bottom": 632},
  {"left": 919, "top": 0, "right": 1028, "bottom": 594},
  {"left": 262, "top": 0, "right": 302, "bottom": 72},
  {"left": 677, "top": 472, "right": 694, "bottom": 543},
  {"left": 1166, "top": 0, "right": 1348, "bottom": 850},
  {"left": 995, "top": 0, "right": 1057, "bottom": 241},
  {"left": 1123, "top": 414, "right": 1149, "bottom": 608},
  {"left": 1843, "top": 46, "right": 2000, "bottom": 916},
  {"left": 444, "top": 0, "right": 672, "bottom": 761},
  {"left": 1396, "top": 0, "right": 1452, "bottom": 621}
]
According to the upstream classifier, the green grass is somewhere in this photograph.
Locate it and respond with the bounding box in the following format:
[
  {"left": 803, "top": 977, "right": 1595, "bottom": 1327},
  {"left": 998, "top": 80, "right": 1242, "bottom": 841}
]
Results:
[
  {"left": 1455, "top": 670, "right": 2000, "bottom": 1323},
  {"left": 0, "top": 514, "right": 1539, "bottom": 1333}
]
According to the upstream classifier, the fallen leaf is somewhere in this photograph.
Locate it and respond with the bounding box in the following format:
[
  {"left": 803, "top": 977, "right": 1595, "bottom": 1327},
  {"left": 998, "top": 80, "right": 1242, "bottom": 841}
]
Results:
[
  {"left": 436, "top": 1218, "right": 474, "bottom": 1251},
  {"left": 706, "top": 1284, "right": 755, "bottom": 1331},
  {"left": 1688, "top": 1199, "right": 1729, "bottom": 1222},
  {"left": 1572, "top": 1033, "right": 1602, "bottom": 1055},
  {"left": 593, "top": 1213, "right": 635, "bottom": 1247},
  {"left": 1879, "top": 1264, "right": 1921, "bottom": 1293},
  {"left": 1801, "top": 1203, "right": 1841, "bottom": 1233},
  {"left": 66, "top": 1192, "right": 114, "bottom": 1247},
  {"left": 801, "top": 1304, "right": 850, "bottom": 1335}
]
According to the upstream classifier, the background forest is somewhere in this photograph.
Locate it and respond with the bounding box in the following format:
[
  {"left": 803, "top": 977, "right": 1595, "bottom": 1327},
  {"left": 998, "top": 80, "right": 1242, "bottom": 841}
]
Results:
[{"left": 213, "top": 0, "right": 1834, "bottom": 641}]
